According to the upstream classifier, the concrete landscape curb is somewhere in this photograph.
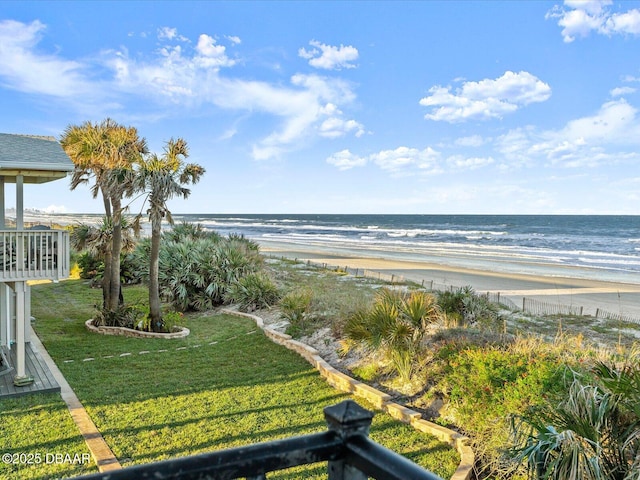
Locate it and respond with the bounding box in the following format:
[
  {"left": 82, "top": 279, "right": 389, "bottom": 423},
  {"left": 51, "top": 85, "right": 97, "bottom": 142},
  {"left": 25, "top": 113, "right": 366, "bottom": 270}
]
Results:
[
  {"left": 222, "top": 309, "right": 475, "bottom": 480},
  {"left": 85, "top": 319, "right": 190, "bottom": 339}
]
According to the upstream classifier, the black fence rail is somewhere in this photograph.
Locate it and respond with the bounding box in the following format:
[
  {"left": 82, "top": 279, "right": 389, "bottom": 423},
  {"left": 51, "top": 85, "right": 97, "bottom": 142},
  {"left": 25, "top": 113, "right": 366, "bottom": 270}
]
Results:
[{"left": 75, "top": 400, "right": 443, "bottom": 480}]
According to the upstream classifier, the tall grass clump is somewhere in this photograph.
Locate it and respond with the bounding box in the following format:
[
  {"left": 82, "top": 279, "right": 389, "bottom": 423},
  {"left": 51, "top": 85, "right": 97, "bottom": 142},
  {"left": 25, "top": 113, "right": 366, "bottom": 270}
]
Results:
[{"left": 437, "top": 285, "right": 500, "bottom": 329}]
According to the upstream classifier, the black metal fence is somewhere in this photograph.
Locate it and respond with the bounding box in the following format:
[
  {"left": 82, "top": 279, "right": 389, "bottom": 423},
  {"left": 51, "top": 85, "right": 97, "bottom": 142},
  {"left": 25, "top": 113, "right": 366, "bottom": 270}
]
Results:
[{"left": 75, "top": 400, "right": 444, "bottom": 480}]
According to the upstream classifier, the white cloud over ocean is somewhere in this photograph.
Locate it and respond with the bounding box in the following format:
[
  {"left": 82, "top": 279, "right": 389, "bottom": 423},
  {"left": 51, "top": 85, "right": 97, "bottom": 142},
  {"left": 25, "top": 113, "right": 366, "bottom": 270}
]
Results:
[{"left": 419, "top": 71, "right": 551, "bottom": 122}]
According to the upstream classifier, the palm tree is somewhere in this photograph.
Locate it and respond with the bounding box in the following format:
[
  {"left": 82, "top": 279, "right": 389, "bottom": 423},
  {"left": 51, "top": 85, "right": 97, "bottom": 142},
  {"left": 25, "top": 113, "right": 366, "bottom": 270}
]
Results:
[
  {"left": 61, "top": 119, "right": 147, "bottom": 312},
  {"left": 136, "top": 138, "right": 205, "bottom": 331}
]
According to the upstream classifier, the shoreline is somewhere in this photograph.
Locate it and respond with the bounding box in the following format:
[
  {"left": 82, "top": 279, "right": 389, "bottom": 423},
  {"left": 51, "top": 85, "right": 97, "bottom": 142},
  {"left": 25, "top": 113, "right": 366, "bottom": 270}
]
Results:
[{"left": 258, "top": 239, "right": 640, "bottom": 319}]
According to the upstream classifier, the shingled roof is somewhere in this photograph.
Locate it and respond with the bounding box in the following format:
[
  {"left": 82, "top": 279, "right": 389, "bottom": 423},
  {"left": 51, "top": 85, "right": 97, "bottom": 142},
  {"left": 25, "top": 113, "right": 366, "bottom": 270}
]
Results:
[{"left": 0, "top": 133, "right": 74, "bottom": 184}]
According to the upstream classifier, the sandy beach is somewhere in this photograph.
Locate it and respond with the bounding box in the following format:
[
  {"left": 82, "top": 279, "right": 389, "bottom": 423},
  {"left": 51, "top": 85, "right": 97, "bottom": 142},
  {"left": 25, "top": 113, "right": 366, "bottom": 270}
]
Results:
[{"left": 258, "top": 238, "right": 640, "bottom": 320}]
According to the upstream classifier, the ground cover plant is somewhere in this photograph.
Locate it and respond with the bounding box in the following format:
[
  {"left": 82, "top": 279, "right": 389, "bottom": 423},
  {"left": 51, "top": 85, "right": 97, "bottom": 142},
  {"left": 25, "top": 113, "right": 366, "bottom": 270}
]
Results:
[{"left": 14, "top": 279, "right": 460, "bottom": 479}]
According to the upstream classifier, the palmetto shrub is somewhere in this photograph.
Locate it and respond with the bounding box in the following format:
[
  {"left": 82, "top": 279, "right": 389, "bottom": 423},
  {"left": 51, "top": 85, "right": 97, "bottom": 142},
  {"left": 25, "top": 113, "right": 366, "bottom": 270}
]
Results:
[
  {"left": 155, "top": 234, "right": 263, "bottom": 312},
  {"left": 344, "top": 288, "right": 442, "bottom": 381},
  {"left": 225, "top": 273, "right": 280, "bottom": 312}
]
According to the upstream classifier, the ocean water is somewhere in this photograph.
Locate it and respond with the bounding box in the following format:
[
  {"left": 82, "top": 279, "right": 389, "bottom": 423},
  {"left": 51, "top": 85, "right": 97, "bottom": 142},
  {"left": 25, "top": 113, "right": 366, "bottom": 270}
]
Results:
[
  {"left": 48, "top": 213, "right": 640, "bottom": 285},
  {"left": 170, "top": 214, "right": 640, "bottom": 284}
]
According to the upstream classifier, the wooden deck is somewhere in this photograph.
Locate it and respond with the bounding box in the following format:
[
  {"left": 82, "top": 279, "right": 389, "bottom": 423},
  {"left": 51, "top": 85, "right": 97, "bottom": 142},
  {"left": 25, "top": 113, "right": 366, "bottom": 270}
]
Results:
[{"left": 0, "top": 342, "right": 60, "bottom": 398}]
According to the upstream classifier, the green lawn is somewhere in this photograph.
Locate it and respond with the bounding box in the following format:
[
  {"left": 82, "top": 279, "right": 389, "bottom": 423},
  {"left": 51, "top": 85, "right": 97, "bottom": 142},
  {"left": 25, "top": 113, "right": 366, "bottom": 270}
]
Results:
[{"left": 0, "top": 280, "right": 459, "bottom": 479}]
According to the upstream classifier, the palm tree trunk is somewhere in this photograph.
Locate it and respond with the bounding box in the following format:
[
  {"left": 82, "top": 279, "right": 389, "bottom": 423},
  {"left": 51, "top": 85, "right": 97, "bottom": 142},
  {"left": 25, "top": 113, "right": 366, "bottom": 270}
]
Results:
[
  {"left": 102, "top": 250, "right": 113, "bottom": 309},
  {"left": 149, "top": 219, "right": 162, "bottom": 332},
  {"left": 108, "top": 198, "right": 123, "bottom": 311}
]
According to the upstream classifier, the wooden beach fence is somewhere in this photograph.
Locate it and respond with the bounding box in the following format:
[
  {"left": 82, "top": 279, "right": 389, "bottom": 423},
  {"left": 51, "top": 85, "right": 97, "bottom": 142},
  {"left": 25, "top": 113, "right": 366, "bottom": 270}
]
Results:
[
  {"left": 521, "top": 297, "right": 583, "bottom": 317},
  {"left": 594, "top": 308, "right": 640, "bottom": 325},
  {"left": 270, "top": 254, "right": 640, "bottom": 326}
]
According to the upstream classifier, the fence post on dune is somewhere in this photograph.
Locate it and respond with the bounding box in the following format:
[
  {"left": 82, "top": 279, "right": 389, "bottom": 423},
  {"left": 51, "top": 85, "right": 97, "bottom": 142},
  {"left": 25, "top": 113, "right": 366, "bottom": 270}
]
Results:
[
  {"left": 595, "top": 308, "right": 600, "bottom": 318},
  {"left": 522, "top": 297, "right": 526, "bottom": 312}
]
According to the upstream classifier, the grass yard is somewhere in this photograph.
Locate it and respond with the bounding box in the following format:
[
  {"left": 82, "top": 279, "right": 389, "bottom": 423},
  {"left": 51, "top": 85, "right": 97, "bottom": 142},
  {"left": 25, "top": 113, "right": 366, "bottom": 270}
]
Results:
[
  {"left": 0, "top": 394, "right": 95, "bottom": 479},
  {"left": 0, "top": 280, "right": 459, "bottom": 479}
]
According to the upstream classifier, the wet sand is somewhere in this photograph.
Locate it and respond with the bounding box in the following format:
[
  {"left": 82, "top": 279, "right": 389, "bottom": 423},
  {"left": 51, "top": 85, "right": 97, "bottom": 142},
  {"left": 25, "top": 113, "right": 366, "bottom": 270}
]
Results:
[{"left": 259, "top": 239, "right": 640, "bottom": 319}]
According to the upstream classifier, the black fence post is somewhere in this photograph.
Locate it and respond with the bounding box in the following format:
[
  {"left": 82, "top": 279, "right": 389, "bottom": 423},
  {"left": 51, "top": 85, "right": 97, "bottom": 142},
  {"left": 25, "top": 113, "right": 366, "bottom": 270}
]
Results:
[{"left": 325, "top": 400, "right": 373, "bottom": 480}]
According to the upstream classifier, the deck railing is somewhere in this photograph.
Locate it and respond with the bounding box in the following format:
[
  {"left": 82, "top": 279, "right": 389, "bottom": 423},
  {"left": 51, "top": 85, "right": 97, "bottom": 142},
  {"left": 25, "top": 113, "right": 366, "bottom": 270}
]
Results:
[
  {"left": 0, "top": 230, "right": 70, "bottom": 281},
  {"left": 75, "top": 400, "right": 444, "bottom": 480}
]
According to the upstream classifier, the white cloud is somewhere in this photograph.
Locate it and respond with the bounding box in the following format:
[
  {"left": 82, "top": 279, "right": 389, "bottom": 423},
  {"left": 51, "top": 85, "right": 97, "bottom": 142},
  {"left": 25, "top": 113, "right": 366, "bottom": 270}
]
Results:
[
  {"left": 226, "top": 35, "right": 241, "bottom": 45},
  {"left": 0, "top": 19, "right": 364, "bottom": 161},
  {"left": 497, "top": 99, "right": 640, "bottom": 168},
  {"left": 548, "top": 1, "right": 640, "bottom": 42},
  {"left": 371, "top": 147, "right": 441, "bottom": 173},
  {"left": 0, "top": 20, "right": 92, "bottom": 98},
  {"left": 326, "top": 149, "right": 367, "bottom": 170},
  {"left": 158, "top": 27, "right": 188, "bottom": 42},
  {"left": 319, "top": 117, "right": 365, "bottom": 138},
  {"left": 455, "top": 135, "right": 487, "bottom": 147},
  {"left": 298, "top": 40, "right": 358, "bottom": 70},
  {"left": 446, "top": 155, "right": 494, "bottom": 170},
  {"left": 610, "top": 86, "right": 636, "bottom": 97},
  {"left": 195, "top": 34, "right": 235, "bottom": 68},
  {"left": 42, "top": 204, "right": 71, "bottom": 214},
  {"left": 420, "top": 71, "right": 551, "bottom": 122},
  {"left": 326, "top": 146, "right": 442, "bottom": 174}
]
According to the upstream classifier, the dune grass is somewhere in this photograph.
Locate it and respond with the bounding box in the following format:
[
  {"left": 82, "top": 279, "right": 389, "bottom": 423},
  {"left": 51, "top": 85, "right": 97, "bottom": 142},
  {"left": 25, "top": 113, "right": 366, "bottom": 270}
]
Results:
[{"left": 0, "top": 280, "right": 459, "bottom": 479}]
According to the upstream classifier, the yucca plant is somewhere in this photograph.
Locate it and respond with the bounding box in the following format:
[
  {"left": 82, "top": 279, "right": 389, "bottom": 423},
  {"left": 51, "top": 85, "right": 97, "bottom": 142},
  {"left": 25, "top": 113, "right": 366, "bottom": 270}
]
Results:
[{"left": 344, "top": 288, "right": 442, "bottom": 381}]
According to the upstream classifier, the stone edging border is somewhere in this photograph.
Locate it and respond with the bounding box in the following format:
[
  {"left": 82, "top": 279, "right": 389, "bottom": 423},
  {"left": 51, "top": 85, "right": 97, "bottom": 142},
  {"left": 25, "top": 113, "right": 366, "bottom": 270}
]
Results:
[
  {"left": 222, "top": 309, "right": 475, "bottom": 480},
  {"left": 85, "top": 320, "right": 190, "bottom": 339}
]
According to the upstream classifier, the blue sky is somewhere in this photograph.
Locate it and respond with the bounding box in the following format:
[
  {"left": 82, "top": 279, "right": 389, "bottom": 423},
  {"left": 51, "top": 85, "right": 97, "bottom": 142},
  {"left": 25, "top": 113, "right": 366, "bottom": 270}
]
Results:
[{"left": 1, "top": 1, "right": 640, "bottom": 215}]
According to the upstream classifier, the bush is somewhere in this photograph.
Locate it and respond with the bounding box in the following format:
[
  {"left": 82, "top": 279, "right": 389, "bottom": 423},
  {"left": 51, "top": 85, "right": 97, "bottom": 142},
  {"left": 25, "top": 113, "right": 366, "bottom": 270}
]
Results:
[
  {"left": 428, "top": 340, "right": 571, "bottom": 478},
  {"left": 76, "top": 252, "right": 101, "bottom": 279},
  {"left": 93, "top": 303, "right": 145, "bottom": 328},
  {"left": 280, "top": 289, "right": 313, "bottom": 336},
  {"left": 345, "top": 288, "right": 442, "bottom": 381},
  {"left": 225, "top": 273, "right": 280, "bottom": 312},
  {"left": 157, "top": 236, "right": 264, "bottom": 311},
  {"left": 511, "top": 349, "right": 640, "bottom": 480},
  {"left": 437, "top": 286, "right": 499, "bottom": 328}
]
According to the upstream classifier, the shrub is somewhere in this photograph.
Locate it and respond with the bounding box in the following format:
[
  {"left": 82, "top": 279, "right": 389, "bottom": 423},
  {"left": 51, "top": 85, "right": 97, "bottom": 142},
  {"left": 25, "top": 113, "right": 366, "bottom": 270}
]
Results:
[
  {"left": 280, "top": 289, "right": 313, "bottom": 324},
  {"left": 345, "top": 288, "right": 442, "bottom": 381},
  {"left": 93, "top": 303, "right": 145, "bottom": 328},
  {"left": 76, "top": 252, "right": 101, "bottom": 279},
  {"left": 280, "top": 289, "right": 313, "bottom": 336},
  {"left": 225, "top": 273, "right": 280, "bottom": 312},
  {"left": 157, "top": 236, "right": 264, "bottom": 311},
  {"left": 429, "top": 341, "right": 572, "bottom": 478},
  {"left": 510, "top": 348, "right": 640, "bottom": 480},
  {"left": 437, "top": 286, "right": 499, "bottom": 328}
]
